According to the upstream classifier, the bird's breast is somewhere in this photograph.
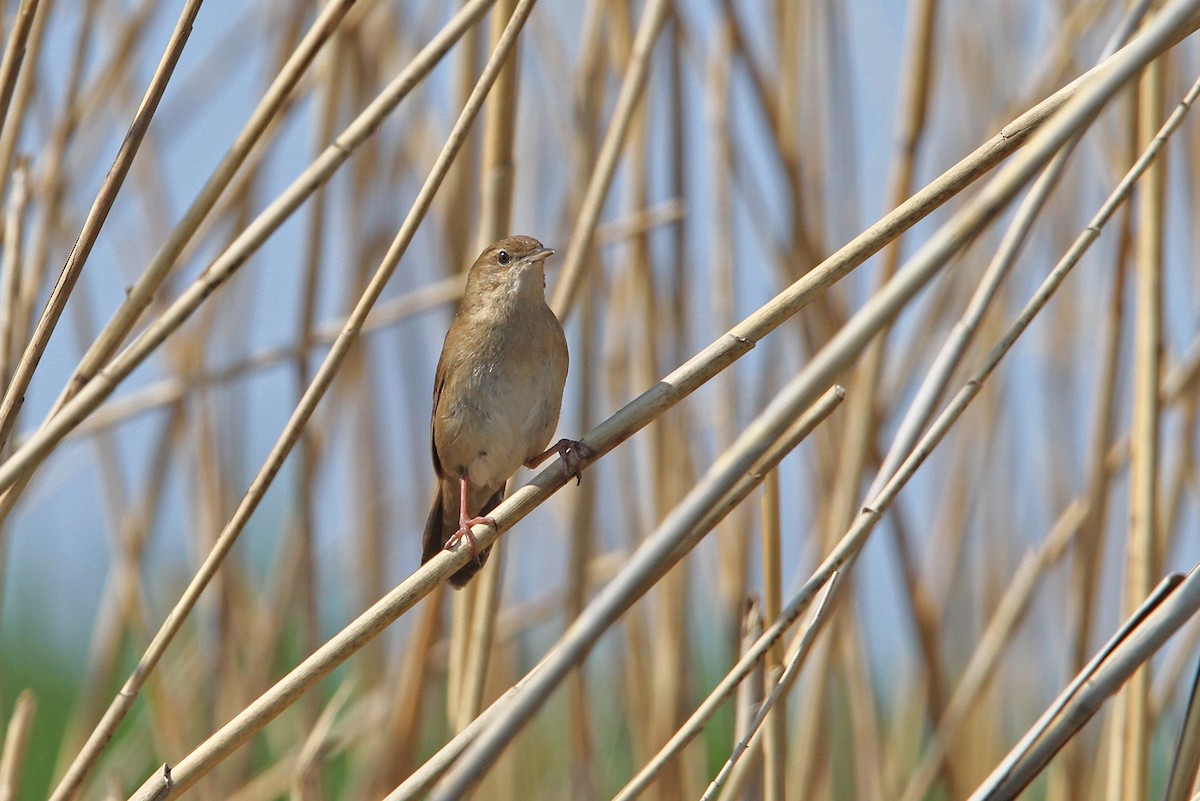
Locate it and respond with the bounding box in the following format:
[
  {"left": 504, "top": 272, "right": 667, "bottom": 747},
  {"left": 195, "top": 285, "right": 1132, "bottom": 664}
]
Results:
[{"left": 436, "top": 311, "right": 567, "bottom": 489}]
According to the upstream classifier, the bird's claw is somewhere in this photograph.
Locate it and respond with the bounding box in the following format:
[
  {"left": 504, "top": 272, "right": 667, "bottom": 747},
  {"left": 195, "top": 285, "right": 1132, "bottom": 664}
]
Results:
[
  {"left": 557, "top": 439, "right": 593, "bottom": 485},
  {"left": 444, "top": 515, "right": 496, "bottom": 563}
]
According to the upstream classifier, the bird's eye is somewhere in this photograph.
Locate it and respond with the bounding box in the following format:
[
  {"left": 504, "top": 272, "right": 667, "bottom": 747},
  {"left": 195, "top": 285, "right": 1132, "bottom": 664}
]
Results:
[{"left": 497, "top": 250, "right": 510, "bottom": 265}]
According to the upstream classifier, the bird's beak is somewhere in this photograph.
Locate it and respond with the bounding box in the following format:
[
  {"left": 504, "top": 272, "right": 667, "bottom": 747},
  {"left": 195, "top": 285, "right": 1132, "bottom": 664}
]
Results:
[{"left": 522, "top": 247, "right": 555, "bottom": 264}]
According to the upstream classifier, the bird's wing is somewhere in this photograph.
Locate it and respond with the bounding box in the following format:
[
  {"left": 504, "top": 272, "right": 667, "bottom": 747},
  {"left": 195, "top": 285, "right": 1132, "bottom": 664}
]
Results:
[{"left": 430, "top": 350, "right": 450, "bottom": 480}]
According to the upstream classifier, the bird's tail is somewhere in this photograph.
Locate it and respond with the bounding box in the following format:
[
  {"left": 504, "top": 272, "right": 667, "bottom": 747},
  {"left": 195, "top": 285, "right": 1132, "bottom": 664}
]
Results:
[{"left": 422, "top": 483, "right": 504, "bottom": 588}]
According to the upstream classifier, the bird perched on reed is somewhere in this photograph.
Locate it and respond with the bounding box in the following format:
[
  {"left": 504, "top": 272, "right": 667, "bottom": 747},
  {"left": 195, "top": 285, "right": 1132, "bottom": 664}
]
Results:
[{"left": 422, "top": 235, "right": 590, "bottom": 587}]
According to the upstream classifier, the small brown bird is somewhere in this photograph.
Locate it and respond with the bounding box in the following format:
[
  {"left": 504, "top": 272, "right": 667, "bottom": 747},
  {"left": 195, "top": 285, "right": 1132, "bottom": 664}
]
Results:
[{"left": 422, "top": 235, "right": 589, "bottom": 588}]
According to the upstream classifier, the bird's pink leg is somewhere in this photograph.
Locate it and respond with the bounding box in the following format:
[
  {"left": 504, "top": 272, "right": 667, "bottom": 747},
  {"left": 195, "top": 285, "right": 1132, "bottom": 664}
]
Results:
[
  {"left": 443, "top": 473, "right": 495, "bottom": 562},
  {"left": 525, "top": 438, "right": 593, "bottom": 485}
]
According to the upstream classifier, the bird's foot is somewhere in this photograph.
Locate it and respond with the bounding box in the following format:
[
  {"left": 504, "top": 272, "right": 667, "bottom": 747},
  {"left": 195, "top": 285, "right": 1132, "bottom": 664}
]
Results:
[
  {"left": 526, "top": 438, "right": 593, "bottom": 485},
  {"left": 444, "top": 515, "right": 496, "bottom": 563}
]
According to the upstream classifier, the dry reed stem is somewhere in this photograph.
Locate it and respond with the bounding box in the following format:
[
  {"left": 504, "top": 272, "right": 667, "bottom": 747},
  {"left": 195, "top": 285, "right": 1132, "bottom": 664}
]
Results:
[
  {"left": 290, "top": 7, "right": 343, "bottom": 741},
  {"left": 548, "top": 0, "right": 669, "bottom": 320},
  {"left": 757, "top": 470, "right": 784, "bottom": 801},
  {"left": 0, "top": 0, "right": 36, "bottom": 147},
  {"left": 446, "top": 568, "right": 470, "bottom": 730},
  {"left": 1113, "top": 47, "right": 1167, "bottom": 801},
  {"left": 128, "top": 764, "right": 172, "bottom": 801},
  {"left": 726, "top": 597, "right": 764, "bottom": 801},
  {"left": 705, "top": 20, "right": 746, "bottom": 635},
  {"left": 967, "top": 572, "right": 1200, "bottom": 801},
  {"left": 0, "top": 0, "right": 203, "bottom": 451},
  {"left": 1162, "top": 655, "right": 1200, "bottom": 801},
  {"left": 824, "top": 3, "right": 936, "bottom": 788},
  {"left": 867, "top": 11, "right": 1148, "bottom": 789},
  {"left": 0, "top": 689, "right": 34, "bottom": 801},
  {"left": 1069, "top": 177, "right": 1129, "bottom": 674},
  {"left": 456, "top": 540, "right": 504, "bottom": 731},
  {"left": 0, "top": 0, "right": 45, "bottom": 212},
  {"left": 700, "top": 574, "right": 839, "bottom": 801},
  {"left": 361, "top": 587, "right": 445, "bottom": 797},
  {"left": 454, "top": 0, "right": 522, "bottom": 735},
  {"left": 0, "top": 157, "right": 26, "bottom": 396},
  {"left": 291, "top": 678, "right": 354, "bottom": 799},
  {"left": 897, "top": 499, "right": 1092, "bottom": 801}
]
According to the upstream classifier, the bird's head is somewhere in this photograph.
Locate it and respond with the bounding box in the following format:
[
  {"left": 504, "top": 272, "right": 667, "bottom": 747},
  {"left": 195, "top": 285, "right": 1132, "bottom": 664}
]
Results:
[{"left": 465, "top": 235, "right": 555, "bottom": 306}]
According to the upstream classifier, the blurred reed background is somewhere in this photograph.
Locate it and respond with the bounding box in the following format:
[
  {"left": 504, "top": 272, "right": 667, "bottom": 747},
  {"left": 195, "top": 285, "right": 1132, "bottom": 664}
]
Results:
[{"left": 0, "top": 0, "right": 1199, "bottom": 799}]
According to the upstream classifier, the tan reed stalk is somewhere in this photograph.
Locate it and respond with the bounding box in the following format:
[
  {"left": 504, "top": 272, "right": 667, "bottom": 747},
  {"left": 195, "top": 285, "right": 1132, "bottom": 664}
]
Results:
[
  {"left": 625, "top": 26, "right": 695, "bottom": 792},
  {"left": 446, "top": 566, "right": 471, "bottom": 728},
  {"left": 0, "top": 0, "right": 204, "bottom": 452},
  {"left": 548, "top": 0, "right": 669, "bottom": 319},
  {"left": 1157, "top": 399, "right": 1197, "bottom": 549},
  {"left": 885, "top": 488, "right": 947, "bottom": 717},
  {"left": 1162, "top": 657, "right": 1200, "bottom": 801},
  {"left": 18, "top": 0, "right": 105, "bottom": 355},
  {"left": 897, "top": 498, "right": 1092, "bottom": 801},
  {"left": 816, "top": 6, "right": 936, "bottom": 792},
  {"left": 563, "top": 289, "right": 598, "bottom": 799},
  {"left": 560, "top": 12, "right": 608, "bottom": 762},
  {"left": 823, "top": 0, "right": 936, "bottom": 605},
  {"left": 967, "top": 572, "right": 1200, "bottom": 801},
  {"left": 1111, "top": 48, "right": 1167, "bottom": 801},
  {"left": 361, "top": 588, "right": 445, "bottom": 797},
  {"left": 706, "top": 21, "right": 750, "bottom": 635},
  {"left": 0, "top": 690, "right": 35, "bottom": 801},
  {"left": 725, "top": 596, "right": 764, "bottom": 801},
  {"left": 349, "top": 386, "right": 389, "bottom": 689},
  {"left": 0, "top": 157, "right": 25, "bottom": 396},
  {"left": 664, "top": 14, "right": 687, "bottom": 370},
  {"left": 0, "top": 0, "right": 37, "bottom": 144},
  {"left": 758, "top": 470, "right": 785, "bottom": 801},
  {"left": 475, "top": 0, "right": 517, "bottom": 248},
  {"left": 57, "top": 404, "right": 189, "bottom": 771},
  {"left": 291, "top": 677, "right": 354, "bottom": 801},
  {"left": 454, "top": 0, "right": 523, "bottom": 736},
  {"left": 457, "top": 554, "right": 504, "bottom": 732},
  {"left": 0, "top": 0, "right": 46, "bottom": 209},
  {"left": 702, "top": 575, "right": 839, "bottom": 801},
  {"left": 715, "top": 0, "right": 820, "bottom": 272},
  {"left": 867, "top": 12, "right": 1153, "bottom": 785},
  {"left": 438, "top": 0, "right": 483, "bottom": 277},
  {"left": 871, "top": 97, "right": 1091, "bottom": 500},
  {"left": 1069, "top": 215, "right": 1129, "bottom": 673},
  {"left": 290, "top": 18, "right": 342, "bottom": 736},
  {"left": 845, "top": 622, "right": 891, "bottom": 799}
]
